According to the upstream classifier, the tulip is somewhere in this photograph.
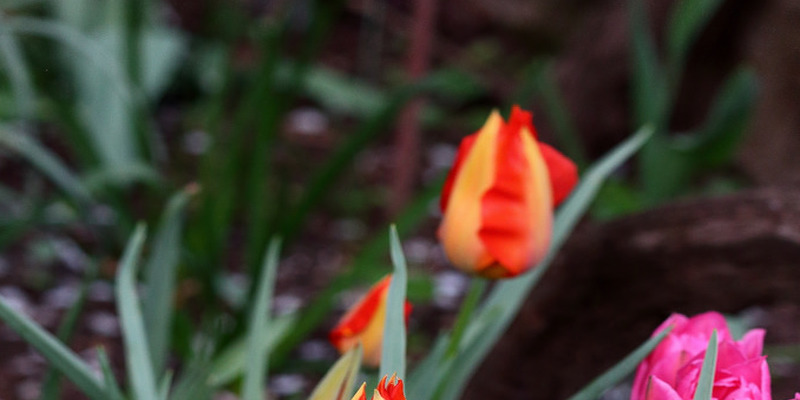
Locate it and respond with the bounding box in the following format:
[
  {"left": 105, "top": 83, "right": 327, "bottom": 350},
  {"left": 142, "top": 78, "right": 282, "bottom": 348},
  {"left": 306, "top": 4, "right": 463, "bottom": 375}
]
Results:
[
  {"left": 631, "top": 311, "right": 771, "bottom": 400},
  {"left": 438, "top": 106, "right": 578, "bottom": 278},
  {"left": 329, "top": 275, "right": 412, "bottom": 367},
  {"left": 351, "top": 375, "right": 407, "bottom": 400}
]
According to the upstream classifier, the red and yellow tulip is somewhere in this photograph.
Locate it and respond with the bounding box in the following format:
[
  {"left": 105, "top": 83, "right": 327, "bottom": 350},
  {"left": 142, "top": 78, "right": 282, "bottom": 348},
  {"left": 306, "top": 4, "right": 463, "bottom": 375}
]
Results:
[
  {"left": 329, "top": 275, "right": 412, "bottom": 367},
  {"left": 351, "top": 375, "right": 407, "bottom": 400},
  {"left": 438, "top": 106, "right": 578, "bottom": 279}
]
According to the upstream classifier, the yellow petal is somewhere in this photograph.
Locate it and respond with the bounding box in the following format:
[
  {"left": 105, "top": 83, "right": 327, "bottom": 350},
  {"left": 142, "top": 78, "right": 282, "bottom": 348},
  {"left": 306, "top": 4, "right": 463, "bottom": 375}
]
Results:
[
  {"left": 350, "top": 383, "right": 367, "bottom": 400},
  {"left": 438, "top": 111, "right": 502, "bottom": 272}
]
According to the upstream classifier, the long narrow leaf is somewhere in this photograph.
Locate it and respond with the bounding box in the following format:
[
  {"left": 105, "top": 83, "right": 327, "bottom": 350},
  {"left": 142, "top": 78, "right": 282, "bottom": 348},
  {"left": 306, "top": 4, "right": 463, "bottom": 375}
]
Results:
[
  {"left": 2, "top": 16, "right": 135, "bottom": 103},
  {"left": 0, "top": 18, "right": 35, "bottom": 119},
  {"left": 380, "top": 226, "right": 408, "bottom": 379},
  {"left": 693, "top": 330, "right": 718, "bottom": 400},
  {"left": 206, "top": 314, "right": 296, "bottom": 387},
  {"left": 0, "top": 127, "right": 93, "bottom": 204},
  {"left": 429, "top": 125, "right": 654, "bottom": 400},
  {"left": 96, "top": 348, "right": 125, "bottom": 400},
  {"left": 242, "top": 238, "right": 282, "bottom": 400},
  {"left": 0, "top": 295, "right": 108, "bottom": 400},
  {"left": 143, "top": 186, "right": 195, "bottom": 372},
  {"left": 116, "top": 224, "right": 159, "bottom": 400},
  {"left": 40, "top": 262, "right": 97, "bottom": 400},
  {"left": 308, "top": 346, "right": 362, "bottom": 400},
  {"left": 666, "top": 0, "right": 724, "bottom": 83},
  {"left": 628, "top": 0, "right": 668, "bottom": 127},
  {"left": 567, "top": 327, "right": 673, "bottom": 400}
]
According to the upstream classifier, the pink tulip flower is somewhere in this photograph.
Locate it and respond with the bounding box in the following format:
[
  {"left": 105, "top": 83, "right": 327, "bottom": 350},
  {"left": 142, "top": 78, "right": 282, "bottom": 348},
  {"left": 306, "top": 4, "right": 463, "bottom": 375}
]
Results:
[{"left": 631, "top": 311, "right": 771, "bottom": 400}]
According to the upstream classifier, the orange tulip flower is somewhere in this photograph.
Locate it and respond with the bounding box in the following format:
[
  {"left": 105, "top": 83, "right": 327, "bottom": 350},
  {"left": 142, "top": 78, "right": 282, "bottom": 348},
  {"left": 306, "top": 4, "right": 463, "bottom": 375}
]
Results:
[
  {"left": 351, "top": 375, "right": 407, "bottom": 400},
  {"left": 329, "top": 275, "right": 412, "bottom": 367},
  {"left": 438, "top": 106, "right": 578, "bottom": 279}
]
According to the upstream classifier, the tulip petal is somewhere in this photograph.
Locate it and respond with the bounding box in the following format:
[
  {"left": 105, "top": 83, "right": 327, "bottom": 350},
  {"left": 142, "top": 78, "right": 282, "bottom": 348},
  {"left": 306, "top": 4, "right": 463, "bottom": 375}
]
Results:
[
  {"left": 738, "top": 329, "right": 765, "bottom": 359},
  {"left": 477, "top": 111, "right": 552, "bottom": 277},
  {"left": 538, "top": 142, "right": 579, "bottom": 206},
  {"left": 438, "top": 111, "right": 503, "bottom": 271},
  {"left": 644, "top": 376, "right": 684, "bottom": 400},
  {"left": 350, "top": 383, "right": 368, "bottom": 400},
  {"left": 330, "top": 276, "right": 400, "bottom": 367},
  {"left": 440, "top": 134, "right": 476, "bottom": 213}
]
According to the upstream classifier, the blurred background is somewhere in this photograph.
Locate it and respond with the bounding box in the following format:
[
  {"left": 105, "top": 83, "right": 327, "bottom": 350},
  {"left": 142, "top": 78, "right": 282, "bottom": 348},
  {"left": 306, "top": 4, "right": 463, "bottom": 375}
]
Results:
[{"left": 0, "top": 0, "right": 799, "bottom": 399}]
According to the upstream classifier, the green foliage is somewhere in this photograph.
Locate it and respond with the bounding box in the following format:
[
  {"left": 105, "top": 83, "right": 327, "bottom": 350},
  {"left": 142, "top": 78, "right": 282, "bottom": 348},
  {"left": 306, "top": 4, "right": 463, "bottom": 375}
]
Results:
[
  {"left": 380, "top": 226, "right": 409, "bottom": 380},
  {"left": 693, "top": 330, "right": 719, "bottom": 400}
]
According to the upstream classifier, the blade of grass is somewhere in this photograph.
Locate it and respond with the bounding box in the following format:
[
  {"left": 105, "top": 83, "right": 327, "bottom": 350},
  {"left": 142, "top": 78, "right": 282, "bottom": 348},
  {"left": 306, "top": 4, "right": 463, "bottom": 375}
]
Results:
[
  {"left": 0, "top": 127, "right": 93, "bottom": 205},
  {"left": 666, "top": 0, "right": 724, "bottom": 88},
  {"left": 243, "top": 0, "right": 345, "bottom": 269},
  {"left": 567, "top": 326, "right": 672, "bottom": 400},
  {"left": 0, "top": 18, "right": 35, "bottom": 120},
  {"left": 444, "top": 279, "right": 486, "bottom": 358},
  {"left": 429, "top": 125, "right": 654, "bottom": 400},
  {"left": 628, "top": 0, "right": 668, "bottom": 128},
  {"left": 671, "top": 68, "right": 757, "bottom": 167},
  {"left": 116, "top": 224, "right": 159, "bottom": 400},
  {"left": 0, "top": 295, "right": 108, "bottom": 399},
  {"left": 242, "top": 238, "right": 282, "bottom": 400},
  {"left": 158, "top": 371, "right": 173, "bottom": 400},
  {"left": 96, "top": 348, "right": 125, "bottom": 400},
  {"left": 142, "top": 186, "right": 196, "bottom": 373},
  {"left": 406, "top": 335, "right": 450, "bottom": 400},
  {"left": 380, "top": 226, "right": 409, "bottom": 379},
  {"left": 3, "top": 16, "right": 136, "bottom": 104},
  {"left": 40, "top": 262, "right": 98, "bottom": 400},
  {"left": 206, "top": 314, "right": 296, "bottom": 387},
  {"left": 308, "top": 345, "right": 362, "bottom": 400},
  {"left": 693, "top": 330, "right": 718, "bottom": 400}
]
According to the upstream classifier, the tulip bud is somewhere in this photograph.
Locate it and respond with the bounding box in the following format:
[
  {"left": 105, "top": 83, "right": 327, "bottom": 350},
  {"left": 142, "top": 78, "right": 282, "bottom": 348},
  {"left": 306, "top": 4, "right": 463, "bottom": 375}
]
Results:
[
  {"left": 438, "top": 106, "right": 578, "bottom": 279},
  {"left": 350, "top": 375, "right": 407, "bottom": 400},
  {"left": 632, "top": 311, "right": 771, "bottom": 400},
  {"left": 329, "top": 275, "right": 412, "bottom": 367}
]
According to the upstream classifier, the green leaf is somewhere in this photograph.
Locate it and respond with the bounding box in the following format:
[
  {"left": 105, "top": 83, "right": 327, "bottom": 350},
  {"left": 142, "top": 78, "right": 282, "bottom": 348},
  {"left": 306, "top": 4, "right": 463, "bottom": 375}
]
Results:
[
  {"left": 158, "top": 370, "right": 173, "bottom": 400},
  {"left": 567, "top": 326, "right": 672, "bottom": 400},
  {"left": 308, "top": 345, "right": 362, "bottom": 400},
  {"left": 242, "top": 238, "right": 282, "bottom": 400},
  {"left": 693, "top": 330, "right": 718, "bottom": 400},
  {"left": 666, "top": 0, "right": 725, "bottom": 82},
  {"left": 0, "top": 290, "right": 108, "bottom": 400},
  {"left": 40, "top": 262, "right": 98, "bottom": 400},
  {"left": 628, "top": 0, "right": 668, "bottom": 127},
  {"left": 96, "top": 347, "right": 125, "bottom": 400},
  {"left": 424, "top": 125, "right": 655, "bottom": 400},
  {"left": 406, "top": 336, "right": 450, "bottom": 400},
  {"left": 143, "top": 186, "right": 195, "bottom": 373},
  {"left": 671, "top": 68, "right": 757, "bottom": 168},
  {"left": 0, "top": 17, "right": 35, "bottom": 120},
  {"left": 380, "top": 226, "right": 408, "bottom": 380},
  {"left": 2, "top": 15, "right": 140, "bottom": 167},
  {"left": 116, "top": 224, "right": 159, "bottom": 400},
  {"left": 445, "top": 279, "right": 486, "bottom": 358},
  {"left": 0, "top": 127, "right": 93, "bottom": 205},
  {"left": 206, "top": 314, "right": 296, "bottom": 387}
]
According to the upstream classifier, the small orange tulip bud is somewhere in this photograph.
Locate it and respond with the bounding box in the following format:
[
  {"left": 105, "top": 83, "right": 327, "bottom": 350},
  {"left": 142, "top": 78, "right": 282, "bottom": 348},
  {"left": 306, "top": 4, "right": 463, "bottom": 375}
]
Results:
[
  {"left": 350, "top": 375, "right": 407, "bottom": 400},
  {"left": 438, "top": 106, "right": 578, "bottom": 279},
  {"left": 329, "top": 275, "right": 412, "bottom": 367}
]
